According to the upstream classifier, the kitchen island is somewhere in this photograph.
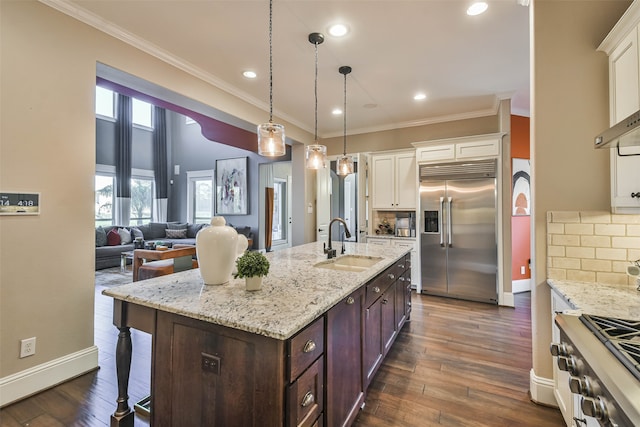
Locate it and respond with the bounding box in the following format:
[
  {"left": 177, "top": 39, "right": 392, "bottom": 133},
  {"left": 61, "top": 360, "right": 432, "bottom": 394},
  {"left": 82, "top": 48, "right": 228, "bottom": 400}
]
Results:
[{"left": 103, "top": 241, "right": 412, "bottom": 427}]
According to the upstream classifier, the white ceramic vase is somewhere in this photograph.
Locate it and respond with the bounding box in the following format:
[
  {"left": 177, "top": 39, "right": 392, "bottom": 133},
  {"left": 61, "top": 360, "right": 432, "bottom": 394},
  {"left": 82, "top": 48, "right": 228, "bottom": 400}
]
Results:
[
  {"left": 245, "top": 276, "right": 263, "bottom": 291},
  {"left": 196, "top": 216, "right": 240, "bottom": 285}
]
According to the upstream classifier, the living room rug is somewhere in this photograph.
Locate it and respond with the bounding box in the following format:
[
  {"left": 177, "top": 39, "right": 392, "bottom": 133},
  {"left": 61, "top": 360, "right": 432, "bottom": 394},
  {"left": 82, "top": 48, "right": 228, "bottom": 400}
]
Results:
[{"left": 95, "top": 266, "right": 133, "bottom": 288}]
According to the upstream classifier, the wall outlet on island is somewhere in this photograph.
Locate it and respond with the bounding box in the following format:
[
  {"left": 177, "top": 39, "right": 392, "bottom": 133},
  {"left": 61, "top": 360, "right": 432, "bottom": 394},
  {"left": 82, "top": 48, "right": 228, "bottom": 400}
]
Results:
[{"left": 20, "top": 337, "right": 36, "bottom": 358}]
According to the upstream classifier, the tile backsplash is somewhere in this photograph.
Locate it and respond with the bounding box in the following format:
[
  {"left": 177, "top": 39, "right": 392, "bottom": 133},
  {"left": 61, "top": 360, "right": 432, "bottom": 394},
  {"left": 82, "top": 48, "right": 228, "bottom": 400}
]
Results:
[{"left": 547, "top": 211, "right": 640, "bottom": 286}]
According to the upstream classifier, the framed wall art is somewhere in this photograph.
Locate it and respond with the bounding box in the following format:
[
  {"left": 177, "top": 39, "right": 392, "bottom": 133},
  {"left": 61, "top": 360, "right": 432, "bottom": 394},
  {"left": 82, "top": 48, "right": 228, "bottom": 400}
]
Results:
[
  {"left": 512, "top": 158, "right": 531, "bottom": 216},
  {"left": 216, "top": 157, "right": 248, "bottom": 215}
]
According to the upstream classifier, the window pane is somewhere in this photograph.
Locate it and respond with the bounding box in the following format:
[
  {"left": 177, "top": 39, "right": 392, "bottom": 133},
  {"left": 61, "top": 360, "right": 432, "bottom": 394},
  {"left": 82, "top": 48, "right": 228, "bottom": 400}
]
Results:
[
  {"left": 96, "top": 86, "right": 115, "bottom": 118},
  {"left": 194, "top": 179, "right": 213, "bottom": 222},
  {"left": 132, "top": 98, "right": 153, "bottom": 128},
  {"left": 95, "top": 175, "right": 114, "bottom": 226},
  {"left": 130, "top": 178, "right": 153, "bottom": 225}
]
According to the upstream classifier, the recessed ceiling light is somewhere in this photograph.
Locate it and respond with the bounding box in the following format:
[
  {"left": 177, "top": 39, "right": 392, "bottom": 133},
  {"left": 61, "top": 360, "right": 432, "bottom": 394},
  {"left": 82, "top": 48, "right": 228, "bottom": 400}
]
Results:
[
  {"left": 414, "top": 93, "right": 427, "bottom": 101},
  {"left": 332, "top": 108, "right": 343, "bottom": 115},
  {"left": 467, "top": 2, "right": 488, "bottom": 16},
  {"left": 242, "top": 70, "right": 257, "bottom": 79},
  {"left": 328, "top": 24, "right": 349, "bottom": 37}
]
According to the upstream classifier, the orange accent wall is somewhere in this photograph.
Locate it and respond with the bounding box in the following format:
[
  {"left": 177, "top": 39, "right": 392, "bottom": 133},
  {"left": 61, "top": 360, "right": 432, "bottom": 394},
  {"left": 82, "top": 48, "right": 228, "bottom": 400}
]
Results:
[{"left": 511, "top": 115, "right": 531, "bottom": 280}]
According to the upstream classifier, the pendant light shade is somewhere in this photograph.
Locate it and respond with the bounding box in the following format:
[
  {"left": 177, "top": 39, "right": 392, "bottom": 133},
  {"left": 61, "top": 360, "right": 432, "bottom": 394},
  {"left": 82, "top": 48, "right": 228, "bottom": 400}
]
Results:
[
  {"left": 257, "top": 0, "right": 286, "bottom": 157},
  {"left": 337, "top": 65, "right": 354, "bottom": 176},
  {"left": 306, "top": 32, "right": 327, "bottom": 169}
]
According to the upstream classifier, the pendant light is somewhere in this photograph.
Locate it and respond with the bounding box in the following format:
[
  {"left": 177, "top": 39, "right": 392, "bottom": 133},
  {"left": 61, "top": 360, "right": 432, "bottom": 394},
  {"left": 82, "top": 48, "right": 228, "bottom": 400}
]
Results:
[
  {"left": 257, "top": 0, "right": 286, "bottom": 157},
  {"left": 337, "top": 66, "right": 354, "bottom": 176},
  {"left": 306, "top": 32, "right": 327, "bottom": 169}
]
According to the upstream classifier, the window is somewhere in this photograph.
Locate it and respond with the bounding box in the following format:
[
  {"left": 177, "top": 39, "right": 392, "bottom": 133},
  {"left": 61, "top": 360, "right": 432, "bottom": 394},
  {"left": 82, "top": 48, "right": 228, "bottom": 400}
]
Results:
[
  {"left": 187, "top": 170, "right": 214, "bottom": 223},
  {"left": 272, "top": 178, "right": 287, "bottom": 242},
  {"left": 95, "top": 165, "right": 154, "bottom": 226},
  {"left": 95, "top": 166, "right": 115, "bottom": 227},
  {"left": 96, "top": 86, "right": 116, "bottom": 119},
  {"left": 132, "top": 98, "right": 153, "bottom": 129},
  {"left": 130, "top": 170, "right": 154, "bottom": 226}
]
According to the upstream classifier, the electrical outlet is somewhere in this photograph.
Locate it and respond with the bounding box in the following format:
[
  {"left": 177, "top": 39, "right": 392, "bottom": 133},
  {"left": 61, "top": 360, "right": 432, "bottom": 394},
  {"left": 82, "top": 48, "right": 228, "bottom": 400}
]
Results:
[
  {"left": 201, "top": 352, "right": 221, "bottom": 374},
  {"left": 520, "top": 266, "right": 526, "bottom": 275},
  {"left": 20, "top": 337, "right": 36, "bottom": 358}
]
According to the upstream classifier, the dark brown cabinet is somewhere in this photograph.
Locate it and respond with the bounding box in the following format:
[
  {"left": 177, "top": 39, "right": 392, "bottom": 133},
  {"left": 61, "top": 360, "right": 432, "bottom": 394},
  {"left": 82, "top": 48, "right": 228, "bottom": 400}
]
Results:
[
  {"left": 326, "top": 287, "right": 365, "bottom": 427},
  {"left": 381, "top": 283, "right": 397, "bottom": 356}
]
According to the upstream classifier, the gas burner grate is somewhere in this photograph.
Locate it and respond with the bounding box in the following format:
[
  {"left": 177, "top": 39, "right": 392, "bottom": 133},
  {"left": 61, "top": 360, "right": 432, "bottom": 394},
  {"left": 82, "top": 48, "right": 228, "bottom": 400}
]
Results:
[
  {"left": 581, "top": 315, "right": 640, "bottom": 341},
  {"left": 607, "top": 340, "right": 640, "bottom": 382}
]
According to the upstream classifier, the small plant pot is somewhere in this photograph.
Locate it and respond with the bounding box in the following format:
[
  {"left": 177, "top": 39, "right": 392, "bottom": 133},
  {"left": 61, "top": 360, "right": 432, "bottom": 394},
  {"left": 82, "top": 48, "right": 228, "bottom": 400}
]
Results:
[{"left": 245, "top": 276, "right": 263, "bottom": 291}]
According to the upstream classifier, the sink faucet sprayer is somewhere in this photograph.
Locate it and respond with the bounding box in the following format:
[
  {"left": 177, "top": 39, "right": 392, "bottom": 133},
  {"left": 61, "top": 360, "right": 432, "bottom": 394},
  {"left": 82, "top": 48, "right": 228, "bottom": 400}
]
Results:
[{"left": 325, "top": 218, "right": 351, "bottom": 259}]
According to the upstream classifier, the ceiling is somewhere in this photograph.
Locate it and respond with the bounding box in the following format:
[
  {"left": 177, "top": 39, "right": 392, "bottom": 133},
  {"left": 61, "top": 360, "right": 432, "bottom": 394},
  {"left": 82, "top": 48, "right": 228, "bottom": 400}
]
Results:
[{"left": 48, "top": 0, "right": 530, "bottom": 138}]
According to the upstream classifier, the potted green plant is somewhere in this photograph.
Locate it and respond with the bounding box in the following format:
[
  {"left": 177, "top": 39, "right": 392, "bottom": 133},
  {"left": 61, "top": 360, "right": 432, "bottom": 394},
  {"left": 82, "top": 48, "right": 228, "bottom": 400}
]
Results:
[{"left": 234, "top": 251, "right": 270, "bottom": 291}]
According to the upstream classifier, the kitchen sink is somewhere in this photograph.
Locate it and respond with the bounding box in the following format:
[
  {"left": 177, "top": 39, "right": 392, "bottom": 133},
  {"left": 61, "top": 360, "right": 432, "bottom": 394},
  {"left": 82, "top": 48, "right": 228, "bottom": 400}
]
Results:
[{"left": 314, "top": 255, "right": 383, "bottom": 272}]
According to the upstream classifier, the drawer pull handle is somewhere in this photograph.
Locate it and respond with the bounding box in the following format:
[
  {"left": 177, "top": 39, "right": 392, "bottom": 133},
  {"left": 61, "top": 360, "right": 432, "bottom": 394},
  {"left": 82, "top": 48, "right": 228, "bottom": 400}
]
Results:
[
  {"left": 398, "top": 264, "right": 405, "bottom": 269},
  {"left": 388, "top": 274, "right": 395, "bottom": 280},
  {"left": 382, "top": 298, "right": 389, "bottom": 304},
  {"left": 346, "top": 296, "right": 355, "bottom": 305},
  {"left": 399, "top": 277, "right": 405, "bottom": 282},
  {"left": 302, "top": 340, "right": 316, "bottom": 353},
  {"left": 301, "top": 391, "right": 315, "bottom": 407},
  {"left": 373, "top": 286, "right": 381, "bottom": 293}
]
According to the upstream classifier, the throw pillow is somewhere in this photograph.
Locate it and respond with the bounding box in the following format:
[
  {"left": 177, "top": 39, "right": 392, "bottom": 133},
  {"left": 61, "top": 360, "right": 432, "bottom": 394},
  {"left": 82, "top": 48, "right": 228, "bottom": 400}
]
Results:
[
  {"left": 165, "top": 228, "right": 187, "bottom": 239},
  {"left": 167, "top": 222, "right": 188, "bottom": 230},
  {"left": 118, "top": 228, "right": 132, "bottom": 244},
  {"left": 148, "top": 222, "right": 168, "bottom": 239},
  {"left": 106, "top": 228, "right": 121, "bottom": 246},
  {"left": 96, "top": 226, "right": 107, "bottom": 247},
  {"left": 130, "top": 227, "right": 144, "bottom": 240},
  {"left": 187, "top": 223, "right": 204, "bottom": 238}
]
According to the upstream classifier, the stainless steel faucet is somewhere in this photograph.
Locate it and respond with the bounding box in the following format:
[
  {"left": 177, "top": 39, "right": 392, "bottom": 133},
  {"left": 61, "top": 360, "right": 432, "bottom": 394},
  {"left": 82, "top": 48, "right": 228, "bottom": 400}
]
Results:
[{"left": 325, "top": 217, "right": 352, "bottom": 259}]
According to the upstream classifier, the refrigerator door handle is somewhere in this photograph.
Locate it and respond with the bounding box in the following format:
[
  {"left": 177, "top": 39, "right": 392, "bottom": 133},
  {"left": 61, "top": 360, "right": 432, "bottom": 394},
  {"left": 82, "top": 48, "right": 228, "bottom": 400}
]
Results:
[
  {"left": 447, "top": 197, "right": 453, "bottom": 247},
  {"left": 439, "top": 196, "right": 445, "bottom": 247}
]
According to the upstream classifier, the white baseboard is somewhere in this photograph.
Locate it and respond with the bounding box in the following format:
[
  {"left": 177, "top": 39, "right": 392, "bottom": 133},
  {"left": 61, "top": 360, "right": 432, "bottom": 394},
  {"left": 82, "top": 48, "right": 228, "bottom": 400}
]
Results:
[
  {"left": 513, "top": 278, "right": 531, "bottom": 293},
  {"left": 500, "top": 292, "right": 515, "bottom": 307},
  {"left": 0, "top": 345, "right": 99, "bottom": 407},
  {"left": 529, "top": 368, "right": 557, "bottom": 407}
]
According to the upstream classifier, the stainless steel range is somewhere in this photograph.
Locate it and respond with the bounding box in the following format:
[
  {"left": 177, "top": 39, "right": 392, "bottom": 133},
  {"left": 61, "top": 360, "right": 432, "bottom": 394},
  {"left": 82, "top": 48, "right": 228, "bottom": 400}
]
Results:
[{"left": 553, "top": 314, "right": 640, "bottom": 427}]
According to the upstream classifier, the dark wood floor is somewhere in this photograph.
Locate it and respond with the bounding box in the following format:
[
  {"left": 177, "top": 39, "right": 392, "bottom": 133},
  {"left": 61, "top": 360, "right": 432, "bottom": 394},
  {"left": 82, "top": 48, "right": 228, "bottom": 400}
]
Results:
[{"left": 1, "top": 276, "right": 564, "bottom": 427}]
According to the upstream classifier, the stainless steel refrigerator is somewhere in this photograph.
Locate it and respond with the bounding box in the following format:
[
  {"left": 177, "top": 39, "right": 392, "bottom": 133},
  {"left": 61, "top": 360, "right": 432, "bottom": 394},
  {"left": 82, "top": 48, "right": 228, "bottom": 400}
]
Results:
[{"left": 419, "top": 160, "right": 498, "bottom": 304}]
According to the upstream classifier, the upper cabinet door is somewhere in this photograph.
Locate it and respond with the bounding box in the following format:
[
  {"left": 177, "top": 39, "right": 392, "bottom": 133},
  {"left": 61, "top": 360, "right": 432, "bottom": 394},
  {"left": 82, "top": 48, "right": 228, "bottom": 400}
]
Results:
[
  {"left": 395, "top": 152, "right": 417, "bottom": 209},
  {"left": 610, "top": 27, "right": 640, "bottom": 124},
  {"left": 608, "top": 25, "right": 640, "bottom": 213},
  {"left": 371, "top": 155, "right": 395, "bottom": 209}
]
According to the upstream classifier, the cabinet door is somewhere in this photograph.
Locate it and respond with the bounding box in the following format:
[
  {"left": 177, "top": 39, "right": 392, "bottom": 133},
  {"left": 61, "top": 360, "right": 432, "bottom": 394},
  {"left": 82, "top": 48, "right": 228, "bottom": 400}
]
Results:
[
  {"left": 326, "top": 288, "right": 364, "bottom": 427},
  {"left": 395, "top": 153, "right": 417, "bottom": 209},
  {"left": 371, "top": 155, "right": 395, "bottom": 209},
  {"left": 395, "top": 275, "right": 407, "bottom": 329},
  {"left": 381, "top": 284, "right": 397, "bottom": 356},
  {"left": 609, "top": 27, "right": 640, "bottom": 213},
  {"left": 363, "top": 297, "right": 382, "bottom": 389}
]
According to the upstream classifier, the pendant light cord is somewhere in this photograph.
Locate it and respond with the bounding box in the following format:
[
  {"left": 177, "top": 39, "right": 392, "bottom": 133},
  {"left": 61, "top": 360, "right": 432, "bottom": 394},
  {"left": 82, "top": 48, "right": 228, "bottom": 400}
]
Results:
[
  {"left": 269, "top": 0, "right": 273, "bottom": 123},
  {"left": 343, "top": 72, "right": 347, "bottom": 155},
  {"left": 314, "top": 40, "right": 319, "bottom": 142}
]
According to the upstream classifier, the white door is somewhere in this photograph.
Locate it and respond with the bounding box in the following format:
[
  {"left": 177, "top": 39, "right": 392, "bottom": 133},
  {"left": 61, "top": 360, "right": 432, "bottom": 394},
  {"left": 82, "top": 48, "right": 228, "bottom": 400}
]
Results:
[
  {"left": 344, "top": 174, "right": 356, "bottom": 241},
  {"left": 316, "top": 166, "right": 331, "bottom": 242}
]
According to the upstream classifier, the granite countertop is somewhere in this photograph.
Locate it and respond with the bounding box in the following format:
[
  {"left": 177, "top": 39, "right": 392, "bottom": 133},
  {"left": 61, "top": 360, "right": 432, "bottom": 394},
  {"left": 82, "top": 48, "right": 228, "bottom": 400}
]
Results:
[
  {"left": 548, "top": 279, "right": 640, "bottom": 320},
  {"left": 367, "top": 234, "right": 416, "bottom": 240},
  {"left": 103, "top": 241, "right": 409, "bottom": 340}
]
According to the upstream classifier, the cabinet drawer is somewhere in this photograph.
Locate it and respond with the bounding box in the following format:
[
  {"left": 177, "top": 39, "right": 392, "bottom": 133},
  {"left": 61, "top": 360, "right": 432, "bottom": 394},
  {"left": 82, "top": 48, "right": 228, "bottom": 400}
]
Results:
[
  {"left": 288, "top": 317, "right": 324, "bottom": 382},
  {"left": 287, "top": 356, "right": 324, "bottom": 427},
  {"left": 366, "top": 267, "right": 395, "bottom": 307},
  {"left": 455, "top": 138, "right": 500, "bottom": 159}
]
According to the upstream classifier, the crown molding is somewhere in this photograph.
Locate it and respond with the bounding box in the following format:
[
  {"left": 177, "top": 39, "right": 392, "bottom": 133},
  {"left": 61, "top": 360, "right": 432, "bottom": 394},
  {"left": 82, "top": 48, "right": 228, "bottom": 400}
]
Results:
[
  {"left": 598, "top": 0, "right": 640, "bottom": 54},
  {"left": 37, "top": 0, "right": 309, "bottom": 134}
]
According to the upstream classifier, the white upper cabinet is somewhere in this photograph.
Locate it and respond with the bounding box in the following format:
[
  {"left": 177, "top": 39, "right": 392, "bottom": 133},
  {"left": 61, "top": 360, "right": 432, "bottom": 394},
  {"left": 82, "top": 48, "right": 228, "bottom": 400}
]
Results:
[
  {"left": 414, "top": 135, "right": 501, "bottom": 164},
  {"left": 600, "top": 4, "right": 640, "bottom": 213},
  {"left": 370, "top": 151, "right": 416, "bottom": 210}
]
